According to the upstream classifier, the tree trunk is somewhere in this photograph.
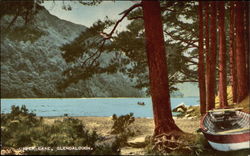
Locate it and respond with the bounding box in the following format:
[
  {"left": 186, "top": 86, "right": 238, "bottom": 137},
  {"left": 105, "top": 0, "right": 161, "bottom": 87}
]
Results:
[
  {"left": 198, "top": 1, "right": 206, "bottom": 115},
  {"left": 229, "top": 2, "right": 237, "bottom": 104},
  {"left": 205, "top": 2, "right": 210, "bottom": 110},
  {"left": 142, "top": 0, "right": 182, "bottom": 136},
  {"left": 235, "top": 1, "right": 248, "bottom": 103},
  {"left": 207, "top": 2, "right": 217, "bottom": 110},
  {"left": 244, "top": 2, "right": 249, "bottom": 90},
  {"left": 218, "top": 1, "right": 228, "bottom": 108}
]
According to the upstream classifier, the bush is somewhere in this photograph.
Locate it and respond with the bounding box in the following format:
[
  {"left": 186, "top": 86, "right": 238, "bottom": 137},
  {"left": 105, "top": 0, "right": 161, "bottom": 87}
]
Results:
[
  {"left": 1, "top": 105, "right": 42, "bottom": 147},
  {"left": 111, "top": 113, "right": 135, "bottom": 147},
  {"left": 1, "top": 105, "right": 120, "bottom": 155},
  {"left": 111, "top": 113, "right": 135, "bottom": 135}
]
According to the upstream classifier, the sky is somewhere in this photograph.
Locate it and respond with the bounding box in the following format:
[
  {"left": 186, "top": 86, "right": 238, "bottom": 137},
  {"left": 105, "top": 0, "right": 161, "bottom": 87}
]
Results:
[{"left": 42, "top": 1, "right": 135, "bottom": 32}]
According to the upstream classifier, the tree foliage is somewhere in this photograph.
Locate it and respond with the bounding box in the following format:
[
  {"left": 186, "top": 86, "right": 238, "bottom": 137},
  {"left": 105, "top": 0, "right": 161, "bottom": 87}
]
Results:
[
  {"left": 162, "top": 1, "right": 199, "bottom": 82},
  {"left": 0, "top": 0, "right": 43, "bottom": 27},
  {"left": 59, "top": 1, "right": 201, "bottom": 94},
  {"left": 58, "top": 19, "right": 121, "bottom": 90},
  {"left": 111, "top": 113, "right": 136, "bottom": 147},
  {"left": 111, "top": 113, "right": 135, "bottom": 135}
]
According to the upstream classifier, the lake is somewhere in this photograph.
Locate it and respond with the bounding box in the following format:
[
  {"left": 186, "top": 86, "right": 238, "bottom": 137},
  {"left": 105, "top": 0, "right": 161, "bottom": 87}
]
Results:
[{"left": 1, "top": 97, "right": 199, "bottom": 117}]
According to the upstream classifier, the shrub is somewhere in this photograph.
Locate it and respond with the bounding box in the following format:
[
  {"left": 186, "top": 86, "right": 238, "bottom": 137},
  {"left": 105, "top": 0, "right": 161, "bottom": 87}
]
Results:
[
  {"left": 1, "top": 105, "right": 120, "bottom": 155},
  {"left": 111, "top": 113, "right": 135, "bottom": 147},
  {"left": 1, "top": 105, "right": 42, "bottom": 147},
  {"left": 111, "top": 113, "right": 135, "bottom": 135}
]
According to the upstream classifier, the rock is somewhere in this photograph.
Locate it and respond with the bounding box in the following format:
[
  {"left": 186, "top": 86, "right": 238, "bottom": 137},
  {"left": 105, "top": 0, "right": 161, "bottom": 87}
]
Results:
[
  {"left": 95, "top": 135, "right": 117, "bottom": 147},
  {"left": 145, "top": 135, "right": 153, "bottom": 143},
  {"left": 121, "top": 147, "right": 145, "bottom": 155},
  {"left": 186, "top": 108, "right": 194, "bottom": 113},
  {"left": 187, "top": 116, "right": 197, "bottom": 120},
  {"left": 128, "top": 136, "right": 145, "bottom": 144},
  {"left": 184, "top": 114, "right": 191, "bottom": 118},
  {"left": 173, "top": 103, "right": 188, "bottom": 112},
  {"left": 177, "top": 107, "right": 185, "bottom": 113},
  {"left": 128, "top": 136, "right": 147, "bottom": 148}
]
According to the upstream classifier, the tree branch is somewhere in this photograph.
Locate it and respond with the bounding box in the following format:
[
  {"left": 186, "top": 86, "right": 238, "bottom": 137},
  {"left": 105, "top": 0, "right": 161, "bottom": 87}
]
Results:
[
  {"left": 128, "top": 16, "right": 143, "bottom": 20},
  {"left": 88, "top": 40, "right": 106, "bottom": 67},
  {"left": 187, "top": 61, "right": 198, "bottom": 65},
  {"left": 82, "top": 3, "right": 142, "bottom": 68},
  {"left": 119, "top": 3, "right": 142, "bottom": 15},
  {"left": 101, "top": 3, "right": 142, "bottom": 39},
  {"left": 164, "top": 30, "right": 198, "bottom": 48},
  {"left": 7, "top": 9, "right": 20, "bottom": 30},
  {"left": 80, "top": 38, "right": 106, "bottom": 67},
  {"left": 168, "top": 72, "right": 198, "bottom": 83},
  {"left": 160, "top": 7, "right": 176, "bottom": 13},
  {"left": 60, "top": 3, "right": 142, "bottom": 89},
  {"left": 179, "top": 69, "right": 197, "bottom": 80}
]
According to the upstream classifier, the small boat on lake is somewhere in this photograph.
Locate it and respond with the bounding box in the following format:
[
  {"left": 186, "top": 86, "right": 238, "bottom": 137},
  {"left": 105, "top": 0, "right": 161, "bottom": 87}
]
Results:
[
  {"left": 137, "top": 102, "right": 145, "bottom": 106},
  {"left": 200, "top": 108, "right": 250, "bottom": 151}
]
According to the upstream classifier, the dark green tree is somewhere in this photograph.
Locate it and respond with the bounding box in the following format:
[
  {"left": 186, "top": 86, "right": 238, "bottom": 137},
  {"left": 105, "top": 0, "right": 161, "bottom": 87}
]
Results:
[{"left": 0, "top": 0, "right": 43, "bottom": 29}]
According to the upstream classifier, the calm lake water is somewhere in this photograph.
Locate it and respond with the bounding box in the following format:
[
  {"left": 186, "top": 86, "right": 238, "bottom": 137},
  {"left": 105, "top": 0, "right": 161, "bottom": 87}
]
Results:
[{"left": 1, "top": 97, "right": 199, "bottom": 117}]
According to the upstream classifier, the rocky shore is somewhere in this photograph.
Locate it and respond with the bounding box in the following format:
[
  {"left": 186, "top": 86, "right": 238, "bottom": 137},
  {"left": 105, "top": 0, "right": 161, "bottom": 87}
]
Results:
[{"left": 172, "top": 103, "right": 201, "bottom": 119}]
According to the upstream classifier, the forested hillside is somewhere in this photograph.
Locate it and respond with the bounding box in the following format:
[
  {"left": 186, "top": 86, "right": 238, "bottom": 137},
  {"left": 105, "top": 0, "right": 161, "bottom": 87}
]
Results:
[{"left": 0, "top": 7, "right": 144, "bottom": 98}]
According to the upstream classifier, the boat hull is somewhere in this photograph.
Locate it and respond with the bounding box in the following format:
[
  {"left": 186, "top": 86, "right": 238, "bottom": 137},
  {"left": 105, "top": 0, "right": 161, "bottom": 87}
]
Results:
[
  {"left": 201, "top": 111, "right": 250, "bottom": 151},
  {"left": 208, "top": 140, "right": 250, "bottom": 151},
  {"left": 202, "top": 131, "right": 250, "bottom": 151},
  {"left": 202, "top": 131, "right": 250, "bottom": 144}
]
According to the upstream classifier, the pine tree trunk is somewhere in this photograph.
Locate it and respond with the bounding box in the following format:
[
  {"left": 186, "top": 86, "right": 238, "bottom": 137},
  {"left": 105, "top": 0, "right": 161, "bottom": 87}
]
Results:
[
  {"left": 229, "top": 2, "right": 237, "bottom": 104},
  {"left": 205, "top": 2, "right": 210, "bottom": 110},
  {"left": 244, "top": 2, "right": 249, "bottom": 89},
  {"left": 142, "top": 0, "right": 182, "bottom": 136},
  {"left": 218, "top": 1, "right": 228, "bottom": 108},
  {"left": 207, "top": 2, "right": 217, "bottom": 110},
  {"left": 198, "top": 1, "right": 206, "bottom": 115},
  {"left": 235, "top": 1, "right": 248, "bottom": 103}
]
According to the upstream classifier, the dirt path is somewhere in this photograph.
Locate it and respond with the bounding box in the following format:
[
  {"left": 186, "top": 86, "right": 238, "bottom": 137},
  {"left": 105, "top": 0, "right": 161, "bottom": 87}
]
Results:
[{"left": 44, "top": 116, "right": 200, "bottom": 155}]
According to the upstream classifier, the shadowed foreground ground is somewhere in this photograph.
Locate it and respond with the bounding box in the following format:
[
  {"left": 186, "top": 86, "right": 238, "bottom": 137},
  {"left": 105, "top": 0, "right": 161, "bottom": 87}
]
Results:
[
  {"left": 44, "top": 116, "right": 200, "bottom": 136},
  {"left": 44, "top": 116, "right": 200, "bottom": 155}
]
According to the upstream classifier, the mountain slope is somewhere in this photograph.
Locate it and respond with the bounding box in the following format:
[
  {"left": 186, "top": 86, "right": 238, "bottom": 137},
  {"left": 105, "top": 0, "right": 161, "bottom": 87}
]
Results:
[{"left": 0, "top": 7, "right": 144, "bottom": 98}]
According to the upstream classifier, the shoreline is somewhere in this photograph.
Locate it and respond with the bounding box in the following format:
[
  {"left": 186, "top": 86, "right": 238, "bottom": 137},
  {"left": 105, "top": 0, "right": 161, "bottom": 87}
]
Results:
[
  {"left": 43, "top": 116, "right": 200, "bottom": 136},
  {"left": 1, "top": 96, "right": 199, "bottom": 99},
  {"left": 39, "top": 115, "right": 154, "bottom": 119},
  {"left": 41, "top": 115, "right": 191, "bottom": 120}
]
